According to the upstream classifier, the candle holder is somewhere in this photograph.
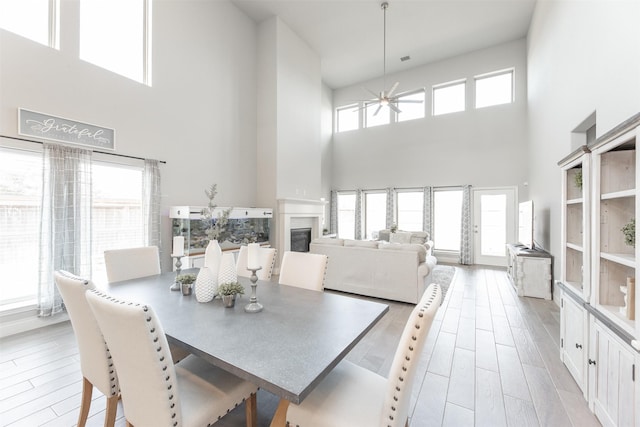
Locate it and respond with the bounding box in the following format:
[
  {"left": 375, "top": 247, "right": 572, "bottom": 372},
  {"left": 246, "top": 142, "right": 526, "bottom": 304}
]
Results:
[
  {"left": 244, "top": 266, "right": 263, "bottom": 313},
  {"left": 170, "top": 255, "right": 183, "bottom": 291}
]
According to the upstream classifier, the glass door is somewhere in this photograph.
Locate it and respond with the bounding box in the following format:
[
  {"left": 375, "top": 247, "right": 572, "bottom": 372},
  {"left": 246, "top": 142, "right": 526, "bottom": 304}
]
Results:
[{"left": 473, "top": 188, "right": 516, "bottom": 266}]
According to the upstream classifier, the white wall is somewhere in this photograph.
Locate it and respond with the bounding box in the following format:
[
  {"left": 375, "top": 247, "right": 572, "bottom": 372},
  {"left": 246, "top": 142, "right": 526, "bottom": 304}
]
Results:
[
  {"left": 331, "top": 39, "right": 529, "bottom": 195},
  {"left": 527, "top": 0, "right": 640, "bottom": 284},
  {"left": 0, "top": 0, "right": 258, "bottom": 270}
]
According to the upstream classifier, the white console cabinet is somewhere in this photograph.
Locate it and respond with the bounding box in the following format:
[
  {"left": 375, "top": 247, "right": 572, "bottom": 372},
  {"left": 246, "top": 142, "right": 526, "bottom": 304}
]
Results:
[{"left": 506, "top": 244, "right": 552, "bottom": 300}]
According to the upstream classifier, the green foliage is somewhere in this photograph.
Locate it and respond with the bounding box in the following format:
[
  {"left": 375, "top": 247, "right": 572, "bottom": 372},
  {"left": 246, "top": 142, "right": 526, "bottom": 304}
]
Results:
[
  {"left": 390, "top": 223, "right": 398, "bottom": 233},
  {"left": 176, "top": 273, "right": 196, "bottom": 284},
  {"left": 574, "top": 169, "right": 582, "bottom": 190},
  {"left": 217, "top": 282, "right": 245, "bottom": 296},
  {"left": 201, "top": 183, "right": 233, "bottom": 241},
  {"left": 621, "top": 218, "right": 635, "bottom": 248}
]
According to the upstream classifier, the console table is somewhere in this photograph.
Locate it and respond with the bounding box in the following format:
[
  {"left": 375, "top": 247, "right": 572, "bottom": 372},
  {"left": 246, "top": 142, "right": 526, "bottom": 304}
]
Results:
[{"left": 506, "top": 244, "right": 552, "bottom": 300}]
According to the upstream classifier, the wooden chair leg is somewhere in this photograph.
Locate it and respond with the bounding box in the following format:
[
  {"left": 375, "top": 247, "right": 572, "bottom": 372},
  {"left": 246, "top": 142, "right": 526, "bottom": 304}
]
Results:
[
  {"left": 245, "top": 392, "right": 257, "bottom": 427},
  {"left": 77, "top": 377, "right": 93, "bottom": 427},
  {"left": 126, "top": 422, "right": 134, "bottom": 427},
  {"left": 104, "top": 394, "right": 119, "bottom": 427},
  {"left": 269, "top": 399, "right": 289, "bottom": 427}
]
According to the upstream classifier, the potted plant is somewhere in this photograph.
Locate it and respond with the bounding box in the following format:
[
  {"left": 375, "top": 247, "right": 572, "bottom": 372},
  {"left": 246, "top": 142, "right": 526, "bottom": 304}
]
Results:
[
  {"left": 177, "top": 273, "right": 196, "bottom": 295},
  {"left": 217, "top": 282, "right": 245, "bottom": 307},
  {"left": 574, "top": 169, "right": 583, "bottom": 190},
  {"left": 621, "top": 218, "right": 635, "bottom": 248}
]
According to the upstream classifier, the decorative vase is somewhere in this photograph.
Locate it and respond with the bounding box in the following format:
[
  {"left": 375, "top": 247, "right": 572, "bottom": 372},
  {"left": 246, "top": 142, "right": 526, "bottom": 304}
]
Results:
[
  {"left": 204, "top": 240, "right": 221, "bottom": 294},
  {"left": 195, "top": 267, "right": 216, "bottom": 303},
  {"left": 222, "top": 294, "right": 236, "bottom": 308},
  {"left": 218, "top": 252, "right": 237, "bottom": 285}
]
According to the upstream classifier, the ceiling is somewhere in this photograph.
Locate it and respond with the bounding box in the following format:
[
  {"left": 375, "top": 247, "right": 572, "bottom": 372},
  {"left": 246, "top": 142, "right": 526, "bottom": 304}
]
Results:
[{"left": 231, "top": 0, "right": 537, "bottom": 89}]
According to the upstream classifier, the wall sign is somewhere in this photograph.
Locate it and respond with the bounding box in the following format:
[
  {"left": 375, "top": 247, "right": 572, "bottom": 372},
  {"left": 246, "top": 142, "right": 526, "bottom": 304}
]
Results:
[{"left": 18, "top": 108, "right": 115, "bottom": 150}]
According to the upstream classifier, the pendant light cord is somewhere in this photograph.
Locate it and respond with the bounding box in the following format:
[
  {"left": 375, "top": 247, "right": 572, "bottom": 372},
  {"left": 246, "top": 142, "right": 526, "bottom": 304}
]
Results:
[{"left": 382, "top": 2, "right": 388, "bottom": 95}]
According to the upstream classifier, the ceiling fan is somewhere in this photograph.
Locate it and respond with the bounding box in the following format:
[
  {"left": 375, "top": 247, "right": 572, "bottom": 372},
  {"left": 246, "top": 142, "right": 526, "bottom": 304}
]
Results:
[{"left": 360, "top": 2, "right": 423, "bottom": 116}]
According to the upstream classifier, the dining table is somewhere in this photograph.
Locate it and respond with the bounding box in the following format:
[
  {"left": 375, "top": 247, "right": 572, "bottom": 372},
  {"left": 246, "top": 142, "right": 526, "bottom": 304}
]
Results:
[{"left": 101, "top": 268, "right": 389, "bottom": 407}]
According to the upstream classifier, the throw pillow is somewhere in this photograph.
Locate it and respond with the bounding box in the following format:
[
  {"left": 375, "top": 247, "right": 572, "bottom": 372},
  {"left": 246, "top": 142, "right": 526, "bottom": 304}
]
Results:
[
  {"left": 344, "top": 239, "right": 379, "bottom": 249},
  {"left": 409, "top": 231, "right": 429, "bottom": 245},
  {"left": 389, "top": 231, "right": 412, "bottom": 244},
  {"left": 378, "top": 230, "right": 391, "bottom": 242}
]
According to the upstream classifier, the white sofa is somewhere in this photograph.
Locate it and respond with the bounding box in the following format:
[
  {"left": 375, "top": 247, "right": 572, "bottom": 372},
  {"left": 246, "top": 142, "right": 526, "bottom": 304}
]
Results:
[{"left": 309, "top": 237, "right": 436, "bottom": 304}]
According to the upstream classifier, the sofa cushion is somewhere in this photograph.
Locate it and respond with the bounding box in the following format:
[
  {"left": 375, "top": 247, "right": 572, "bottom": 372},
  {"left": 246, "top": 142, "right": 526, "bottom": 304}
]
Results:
[
  {"left": 344, "top": 239, "right": 379, "bottom": 249},
  {"left": 378, "top": 230, "right": 391, "bottom": 242},
  {"left": 311, "top": 237, "right": 344, "bottom": 246},
  {"left": 380, "top": 243, "right": 427, "bottom": 263},
  {"left": 389, "top": 231, "right": 412, "bottom": 244},
  {"left": 410, "top": 231, "right": 429, "bottom": 245}
]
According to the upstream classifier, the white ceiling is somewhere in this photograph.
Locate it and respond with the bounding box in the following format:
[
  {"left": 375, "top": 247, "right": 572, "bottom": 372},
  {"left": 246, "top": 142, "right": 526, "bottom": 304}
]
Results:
[{"left": 231, "top": 0, "right": 537, "bottom": 89}]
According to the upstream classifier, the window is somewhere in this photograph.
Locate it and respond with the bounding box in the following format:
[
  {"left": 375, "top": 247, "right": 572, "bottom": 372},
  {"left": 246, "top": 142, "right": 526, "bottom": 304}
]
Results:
[
  {"left": 364, "top": 192, "right": 386, "bottom": 239},
  {"left": 365, "top": 103, "right": 390, "bottom": 128},
  {"left": 337, "top": 193, "right": 356, "bottom": 240},
  {"left": 336, "top": 104, "right": 359, "bottom": 132},
  {"left": 0, "top": 0, "right": 58, "bottom": 48},
  {"left": 433, "top": 80, "right": 466, "bottom": 116},
  {"left": 91, "top": 162, "right": 145, "bottom": 284},
  {"left": 475, "top": 69, "right": 513, "bottom": 108},
  {"left": 433, "top": 189, "right": 462, "bottom": 251},
  {"left": 397, "top": 191, "right": 424, "bottom": 232},
  {"left": 396, "top": 91, "right": 425, "bottom": 122},
  {"left": 80, "top": 0, "right": 151, "bottom": 84},
  {"left": 0, "top": 148, "right": 43, "bottom": 306}
]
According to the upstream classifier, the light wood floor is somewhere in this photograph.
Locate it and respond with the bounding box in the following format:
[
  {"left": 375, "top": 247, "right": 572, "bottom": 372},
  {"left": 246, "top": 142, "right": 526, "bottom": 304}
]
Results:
[{"left": 0, "top": 265, "right": 602, "bottom": 426}]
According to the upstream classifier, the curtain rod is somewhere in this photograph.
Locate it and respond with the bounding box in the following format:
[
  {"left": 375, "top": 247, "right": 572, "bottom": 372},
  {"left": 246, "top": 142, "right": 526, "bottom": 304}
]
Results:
[{"left": 0, "top": 134, "right": 167, "bottom": 164}]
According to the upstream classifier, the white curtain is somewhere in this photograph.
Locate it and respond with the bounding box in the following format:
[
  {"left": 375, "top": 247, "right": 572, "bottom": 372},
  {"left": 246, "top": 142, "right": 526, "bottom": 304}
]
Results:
[
  {"left": 423, "top": 186, "right": 432, "bottom": 237},
  {"left": 354, "top": 189, "right": 363, "bottom": 240},
  {"left": 38, "top": 143, "right": 92, "bottom": 317},
  {"left": 385, "top": 188, "right": 395, "bottom": 229},
  {"left": 330, "top": 190, "right": 338, "bottom": 235},
  {"left": 143, "top": 159, "right": 161, "bottom": 249},
  {"left": 459, "top": 184, "right": 473, "bottom": 265}
]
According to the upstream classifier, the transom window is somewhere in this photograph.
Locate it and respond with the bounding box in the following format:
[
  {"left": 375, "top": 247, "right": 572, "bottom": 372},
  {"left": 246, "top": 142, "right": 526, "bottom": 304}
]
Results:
[
  {"left": 433, "top": 80, "right": 466, "bottom": 116},
  {"left": 365, "top": 102, "right": 391, "bottom": 128},
  {"left": 80, "top": 0, "right": 152, "bottom": 85},
  {"left": 396, "top": 90, "right": 426, "bottom": 122},
  {"left": 336, "top": 104, "right": 359, "bottom": 133},
  {"left": 475, "top": 69, "right": 514, "bottom": 108},
  {"left": 0, "top": 0, "right": 59, "bottom": 48}
]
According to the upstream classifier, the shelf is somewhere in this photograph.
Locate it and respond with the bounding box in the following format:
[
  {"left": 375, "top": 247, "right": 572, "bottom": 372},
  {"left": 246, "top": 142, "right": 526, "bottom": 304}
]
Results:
[
  {"left": 600, "top": 252, "right": 636, "bottom": 268},
  {"left": 566, "top": 242, "right": 584, "bottom": 252},
  {"left": 601, "top": 189, "right": 636, "bottom": 200},
  {"left": 566, "top": 198, "right": 584, "bottom": 205},
  {"left": 598, "top": 304, "right": 636, "bottom": 337}
]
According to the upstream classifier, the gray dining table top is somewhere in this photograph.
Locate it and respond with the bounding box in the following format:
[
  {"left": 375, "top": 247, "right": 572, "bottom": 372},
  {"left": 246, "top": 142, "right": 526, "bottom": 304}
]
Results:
[{"left": 101, "top": 269, "right": 389, "bottom": 404}]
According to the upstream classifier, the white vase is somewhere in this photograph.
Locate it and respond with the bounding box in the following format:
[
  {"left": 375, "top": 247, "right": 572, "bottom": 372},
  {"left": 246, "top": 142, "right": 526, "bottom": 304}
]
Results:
[
  {"left": 218, "top": 252, "right": 237, "bottom": 285},
  {"left": 204, "top": 240, "right": 221, "bottom": 293},
  {"left": 195, "top": 267, "right": 216, "bottom": 303}
]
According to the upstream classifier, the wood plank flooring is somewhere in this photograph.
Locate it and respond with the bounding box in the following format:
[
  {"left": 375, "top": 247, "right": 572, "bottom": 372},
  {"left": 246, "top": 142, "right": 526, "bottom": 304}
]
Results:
[{"left": 0, "top": 265, "right": 601, "bottom": 426}]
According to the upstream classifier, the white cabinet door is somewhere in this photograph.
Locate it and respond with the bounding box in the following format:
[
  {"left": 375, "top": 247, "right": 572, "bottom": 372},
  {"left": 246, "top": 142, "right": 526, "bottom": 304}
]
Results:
[
  {"left": 561, "top": 294, "right": 588, "bottom": 396},
  {"left": 590, "top": 320, "right": 637, "bottom": 427}
]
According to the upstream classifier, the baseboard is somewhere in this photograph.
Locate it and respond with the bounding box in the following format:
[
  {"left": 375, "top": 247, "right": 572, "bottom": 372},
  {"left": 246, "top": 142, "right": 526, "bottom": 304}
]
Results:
[{"left": 0, "top": 310, "right": 69, "bottom": 338}]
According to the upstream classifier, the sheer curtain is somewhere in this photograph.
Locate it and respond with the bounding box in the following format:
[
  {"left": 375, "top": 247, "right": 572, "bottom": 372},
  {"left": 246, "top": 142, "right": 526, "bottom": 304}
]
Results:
[
  {"left": 459, "top": 184, "right": 473, "bottom": 265},
  {"left": 330, "top": 190, "right": 338, "bottom": 235},
  {"left": 385, "top": 188, "right": 395, "bottom": 229},
  {"left": 39, "top": 143, "right": 92, "bottom": 316},
  {"left": 143, "top": 159, "right": 161, "bottom": 249},
  {"left": 354, "top": 189, "right": 363, "bottom": 240},
  {"left": 422, "top": 186, "right": 432, "bottom": 236}
]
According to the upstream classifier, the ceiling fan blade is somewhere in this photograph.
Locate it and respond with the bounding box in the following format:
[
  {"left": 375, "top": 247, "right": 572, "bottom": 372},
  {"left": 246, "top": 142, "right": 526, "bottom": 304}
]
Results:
[
  {"left": 364, "top": 87, "right": 381, "bottom": 99},
  {"left": 395, "top": 99, "right": 424, "bottom": 103},
  {"left": 386, "top": 82, "right": 399, "bottom": 98},
  {"left": 373, "top": 105, "right": 383, "bottom": 116},
  {"left": 389, "top": 103, "right": 401, "bottom": 114}
]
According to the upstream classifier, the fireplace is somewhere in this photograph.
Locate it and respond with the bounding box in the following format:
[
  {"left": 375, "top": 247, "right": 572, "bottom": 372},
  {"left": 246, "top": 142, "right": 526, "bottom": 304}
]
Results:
[
  {"left": 276, "top": 198, "right": 327, "bottom": 272},
  {"left": 291, "top": 228, "right": 312, "bottom": 252}
]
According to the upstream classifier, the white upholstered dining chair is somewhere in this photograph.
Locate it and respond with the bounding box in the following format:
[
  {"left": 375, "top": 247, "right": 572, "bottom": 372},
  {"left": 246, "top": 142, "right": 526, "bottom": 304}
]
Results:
[
  {"left": 53, "top": 271, "right": 119, "bottom": 427},
  {"left": 278, "top": 251, "right": 328, "bottom": 291},
  {"left": 271, "top": 283, "right": 442, "bottom": 427},
  {"left": 86, "top": 289, "right": 259, "bottom": 427},
  {"left": 236, "top": 246, "right": 277, "bottom": 280},
  {"left": 103, "top": 246, "right": 161, "bottom": 283}
]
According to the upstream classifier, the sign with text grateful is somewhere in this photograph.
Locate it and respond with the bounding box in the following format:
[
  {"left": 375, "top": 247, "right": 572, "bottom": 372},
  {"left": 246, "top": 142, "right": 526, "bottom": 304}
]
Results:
[{"left": 18, "top": 108, "right": 115, "bottom": 150}]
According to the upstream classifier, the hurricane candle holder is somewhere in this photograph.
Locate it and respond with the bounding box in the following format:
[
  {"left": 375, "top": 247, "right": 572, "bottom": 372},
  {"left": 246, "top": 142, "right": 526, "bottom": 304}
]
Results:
[
  {"left": 170, "top": 256, "right": 183, "bottom": 291},
  {"left": 244, "top": 266, "right": 263, "bottom": 313}
]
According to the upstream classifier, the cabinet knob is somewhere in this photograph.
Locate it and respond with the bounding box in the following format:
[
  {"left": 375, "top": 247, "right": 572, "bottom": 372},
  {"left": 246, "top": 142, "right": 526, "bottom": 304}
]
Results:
[
  {"left": 588, "top": 359, "right": 596, "bottom": 365},
  {"left": 575, "top": 343, "right": 582, "bottom": 349}
]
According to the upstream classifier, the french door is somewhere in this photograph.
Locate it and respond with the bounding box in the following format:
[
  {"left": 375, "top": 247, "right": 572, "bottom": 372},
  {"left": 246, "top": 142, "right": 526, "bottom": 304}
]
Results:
[{"left": 473, "top": 188, "right": 516, "bottom": 267}]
